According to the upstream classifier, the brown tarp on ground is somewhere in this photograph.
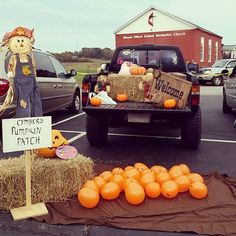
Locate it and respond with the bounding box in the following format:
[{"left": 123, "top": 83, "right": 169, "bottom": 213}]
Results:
[{"left": 35, "top": 164, "right": 236, "bottom": 236}]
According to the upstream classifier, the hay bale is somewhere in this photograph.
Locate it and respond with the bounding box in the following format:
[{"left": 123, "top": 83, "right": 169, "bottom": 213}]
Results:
[
  {"left": 0, "top": 154, "right": 94, "bottom": 210},
  {"left": 108, "top": 74, "right": 145, "bottom": 102}
]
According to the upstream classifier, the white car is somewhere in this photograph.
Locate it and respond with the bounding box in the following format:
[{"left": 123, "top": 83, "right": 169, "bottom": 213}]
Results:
[{"left": 197, "top": 59, "right": 236, "bottom": 86}]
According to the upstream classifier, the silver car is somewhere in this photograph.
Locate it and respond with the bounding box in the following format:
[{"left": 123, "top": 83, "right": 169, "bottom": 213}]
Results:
[
  {"left": 223, "top": 66, "right": 236, "bottom": 113},
  {"left": 0, "top": 48, "right": 81, "bottom": 120},
  {"left": 197, "top": 59, "right": 236, "bottom": 86}
]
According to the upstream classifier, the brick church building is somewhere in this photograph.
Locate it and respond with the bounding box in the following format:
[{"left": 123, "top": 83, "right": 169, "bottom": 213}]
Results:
[{"left": 114, "top": 6, "right": 223, "bottom": 67}]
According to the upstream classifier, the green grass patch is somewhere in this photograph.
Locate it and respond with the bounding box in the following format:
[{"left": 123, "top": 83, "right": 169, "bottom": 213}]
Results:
[{"left": 63, "top": 59, "right": 108, "bottom": 85}]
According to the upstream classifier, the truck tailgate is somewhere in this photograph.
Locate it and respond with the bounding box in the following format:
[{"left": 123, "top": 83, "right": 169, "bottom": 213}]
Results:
[{"left": 83, "top": 102, "right": 192, "bottom": 115}]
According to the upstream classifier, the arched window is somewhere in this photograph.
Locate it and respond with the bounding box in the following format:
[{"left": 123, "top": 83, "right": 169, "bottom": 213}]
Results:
[
  {"left": 215, "top": 42, "right": 218, "bottom": 61},
  {"left": 200, "top": 37, "right": 204, "bottom": 62},
  {"left": 208, "top": 39, "right": 212, "bottom": 62}
]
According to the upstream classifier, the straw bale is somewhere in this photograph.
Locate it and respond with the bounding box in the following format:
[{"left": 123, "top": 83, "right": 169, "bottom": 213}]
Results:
[
  {"left": 108, "top": 74, "right": 145, "bottom": 102},
  {"left": 0, "top": 154, "right": 94, "bottom": 210}
]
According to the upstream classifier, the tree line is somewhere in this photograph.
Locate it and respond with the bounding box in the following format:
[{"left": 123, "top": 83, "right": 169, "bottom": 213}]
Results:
[{"left": 52, "top": 47, "right": 114, "bottom": 62}]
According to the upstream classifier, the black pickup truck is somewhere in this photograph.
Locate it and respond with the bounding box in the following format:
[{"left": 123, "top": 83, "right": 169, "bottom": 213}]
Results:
[{"left": 82, "top": 44, "right": 201, "bottom": 149}]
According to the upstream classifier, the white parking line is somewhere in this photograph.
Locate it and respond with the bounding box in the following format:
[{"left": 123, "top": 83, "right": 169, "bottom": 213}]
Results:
[
  {"left": 68, "top": 132, "right": 86, "bottom": 143},
  {"left": 52, "top": 112, "right": 85, "bottom": 127},
  {"left": 58, "top": 130, "right": 81, "bottom": 134},
  {"left": 201, "top": 138, "right": 236, "bottom": 144}
]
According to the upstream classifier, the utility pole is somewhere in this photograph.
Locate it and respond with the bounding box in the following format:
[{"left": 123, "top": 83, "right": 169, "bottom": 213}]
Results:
[{"left": 76, "top": 41, "right": 79, "bottom": 52}]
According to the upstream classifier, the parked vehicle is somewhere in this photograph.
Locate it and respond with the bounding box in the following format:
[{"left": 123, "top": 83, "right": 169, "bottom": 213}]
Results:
[
  {"left": 197, "top": 59, "right": 236, "bottom": 86},
  {"left": 222, "top": 66, "right": 236, "bottom": 113},
  {"left": 0, "top": 48, "right": 81, "bottom": 120},
  {"left": 82, "top": 44, "right": 201, "bottom": 149}
]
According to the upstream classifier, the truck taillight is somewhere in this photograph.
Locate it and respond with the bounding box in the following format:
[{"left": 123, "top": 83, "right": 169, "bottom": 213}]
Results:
[
  {"left": 191, "top": 84, "right": 200, "bottom": 106},
  {"left": 82, "top": 82, "right": 90, "bottom": 92},
  {"left": 82, "top": 82, "right": 90, "bottom": 106},
  {"left": 0, "top": 79, "right": 9, "bottom": 96}
]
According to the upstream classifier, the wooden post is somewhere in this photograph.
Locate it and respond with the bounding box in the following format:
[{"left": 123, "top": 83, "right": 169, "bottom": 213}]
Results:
[
  {"left": 25, "top": 150, "right": 32, "bottom": 207},
  {"left": 10, "top": 150, "right": 48, "bottom": 221}
]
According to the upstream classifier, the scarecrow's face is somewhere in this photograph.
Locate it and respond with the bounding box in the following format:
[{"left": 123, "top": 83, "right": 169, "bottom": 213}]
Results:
[{"left": 8, "top": 36, "right": 32, "bottom": 54}]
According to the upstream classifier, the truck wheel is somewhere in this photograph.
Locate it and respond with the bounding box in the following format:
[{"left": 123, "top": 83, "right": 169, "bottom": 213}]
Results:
[
  {"left": 181, "top": 107, "right": 202, "bottom": 149},
  {"left": 223, "top": 89, "right": 232, "bottom": 113},
  {"left": 86, "top": 115, "right": 108, "bottom": 146},
  {"left": 212, "top": 76, "right": 223, "bottom": 86}
]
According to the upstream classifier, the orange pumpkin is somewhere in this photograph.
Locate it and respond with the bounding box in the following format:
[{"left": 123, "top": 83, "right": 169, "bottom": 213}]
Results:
[
  {"left": 112, "top": 167, "right": 124, "bottom": 175},
  {"left": 82, "top": 180, "right": 99, "bottom": 192},
  {"left": 175, "top": 175, "right": 191, "bottom": 193},
  {"left": 151, "top": 165, "right": 168, "bottom": 175},
  {"left": 161, "top": 180, "right": 179, "bottom": 199},
  {"left": 93, "top": 176, "right": 106, "bottom": 193},
  {"left": 141, "top": 169, "right": 154, "bottom": 177},
  {"left": 116, "top": 94, "right": 128, "bottom": 102},
  {"left": 145, "top": 182, "right": 161, "bottom": 199},
  {"left": 110, "top": 174, "right": 125, "bottom": 192},
  {"left": 101, "top": 182, "right": 120, "bottom": 200},
  {"left": 124, "top": 166, "right": 135, "bottom": 171},
  {"left": 90, "top": 97, "right": 102, "bottom": 106},
  {"left": 124, "top": 168, "right": 141, "bottom": 180},
  {"left": 130, "top": 66, "right": 146, "bottom": 75},
  {"left": 99, "top": 171, "right": 113, "bottom": 182},
  {"left": 78, "top": 187, "right": 99, "bottom": 208},
  {"left": 189, "top": 182, "right": 208, "bottom": 199},
  {"left": 187, "top": 173, "right": 204, "bottom": 183},
  {"left": 37, "top": 129, "right": 68, "bottom": 158},
  {"left": 124, "top": 177, "right": 139, "bottom": 190},
  {"left": 169, "top": 165, "right": 183, "bottom": 180},
  {"left": 163, "top": 98, "right": 177, "bottom": 109},
  {"left": 125, "top": 182, "right": 145, "bottom": 205},
  {"left": 156, "top": 172, "right": 171, "bottom": 185},
  {"left": 179, "top": 164, "right": 191, "bottom": 175},
  {"left": 140, "top": 172, "right": 155, "bottom": 188},
  {"left": 134, "top": 162, "right": 148, "bottom": 172}
]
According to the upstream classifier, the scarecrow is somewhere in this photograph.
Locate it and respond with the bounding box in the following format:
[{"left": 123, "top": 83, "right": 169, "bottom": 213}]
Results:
[{"left": 1, "top": 26, "right": 42, "bottom": 117}]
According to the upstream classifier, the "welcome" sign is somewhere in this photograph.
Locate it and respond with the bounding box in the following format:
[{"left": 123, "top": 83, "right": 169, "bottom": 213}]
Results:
[{"left": 146, "top": 72, "right": 192, "bottom": 108}]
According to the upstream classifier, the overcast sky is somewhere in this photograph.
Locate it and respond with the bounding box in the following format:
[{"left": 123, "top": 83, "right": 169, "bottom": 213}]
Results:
[{"left": 1, "top": 0, "right": 235, "bottom": 52}]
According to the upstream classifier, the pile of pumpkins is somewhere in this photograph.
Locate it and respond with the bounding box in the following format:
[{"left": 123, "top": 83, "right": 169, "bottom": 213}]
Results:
[{"left": 77, "top": 163, "right": 208, "bottom": 209}]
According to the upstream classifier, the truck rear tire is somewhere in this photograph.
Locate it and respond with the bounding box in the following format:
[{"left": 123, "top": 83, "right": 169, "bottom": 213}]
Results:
[
  {"left": 181, "top": 107, "right": 201, "bottom": 149},
  {"left": 86, "top": 115, "right": 108, "bottom": 146}
]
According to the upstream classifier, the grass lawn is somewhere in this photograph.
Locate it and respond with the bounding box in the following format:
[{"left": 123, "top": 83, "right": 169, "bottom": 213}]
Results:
[{"left": 63, "top": 58, "right": 108, "bottom": 85}]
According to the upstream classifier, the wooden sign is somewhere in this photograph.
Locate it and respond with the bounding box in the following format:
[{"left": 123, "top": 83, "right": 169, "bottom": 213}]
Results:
[
  {"left": 146, "top": 71, "right": 192, "bottom": 108},
  {"left": 2, "top": 116, "right": 52, "bottom": 153},
  {"left": 2, "top": 116, "right": 52, "bottom": 221}
]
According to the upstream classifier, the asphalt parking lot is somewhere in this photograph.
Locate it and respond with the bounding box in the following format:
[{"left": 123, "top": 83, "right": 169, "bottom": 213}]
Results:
[{"left": 0, "top": 85, "right": 235, "bottom": 235}]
